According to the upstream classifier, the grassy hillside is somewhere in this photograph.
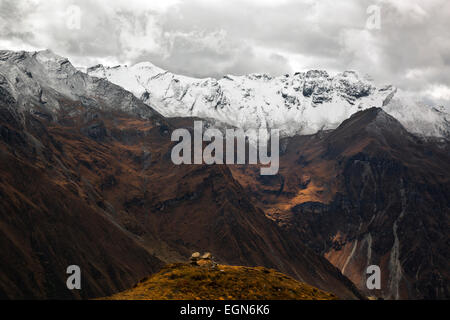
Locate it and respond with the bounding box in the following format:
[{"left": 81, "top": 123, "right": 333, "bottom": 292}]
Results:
[{"left": 101, "top": 263, "right": 338, "bottom": 300}]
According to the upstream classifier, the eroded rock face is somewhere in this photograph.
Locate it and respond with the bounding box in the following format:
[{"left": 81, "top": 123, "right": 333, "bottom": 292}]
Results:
[{"left": 230, "top": 108, "right": 450, "bottom": 300}]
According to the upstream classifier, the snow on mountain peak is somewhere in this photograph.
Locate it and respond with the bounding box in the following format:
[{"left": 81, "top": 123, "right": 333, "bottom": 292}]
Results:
[
  {"left": 1, "top": 49, "right": 446, "bottom": 139},
  {"left": 34, "top": 49, "right": 68, "bottom": 64},
  {"left": 86, "top": 60, "right": 449, "bottom": 139},
  {"left": 0, "top": 50, "right": 163, "bottom": 121}
]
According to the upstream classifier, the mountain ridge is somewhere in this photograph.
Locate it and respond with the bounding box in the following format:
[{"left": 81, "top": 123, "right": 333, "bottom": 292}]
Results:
[
  {"left": 0, "top": 49, "right": 364, "bottom": 300},
  {"left": 86, "top": 58, "right": 449, "bottom": 139},
  {"left": 229, "top": 107, "right": 450, "bottom": 299}
]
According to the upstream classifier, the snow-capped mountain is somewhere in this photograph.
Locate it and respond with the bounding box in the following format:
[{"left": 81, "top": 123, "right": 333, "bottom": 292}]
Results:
[
  {"left": 1, "top": 49, "right": 447, "bottom": 139},
  {"left": 0, "top": 50, "right": 162, "bottom": 121},
  {"left": 87, "top": 62, "right": 449, "bottom": 139}
]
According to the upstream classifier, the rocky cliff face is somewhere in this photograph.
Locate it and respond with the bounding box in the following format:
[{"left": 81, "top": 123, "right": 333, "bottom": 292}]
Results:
[
  {"left": 230, "top": 108, "right": 450, "bottom": 299},
  {"left": 87, "top": 62, "right": 449, "bottom": 139}
]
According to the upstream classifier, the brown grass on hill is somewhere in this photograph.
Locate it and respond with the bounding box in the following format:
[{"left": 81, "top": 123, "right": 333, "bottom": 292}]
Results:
[{"left": 100, "top": 263, "right": 338, "bottom": 300}]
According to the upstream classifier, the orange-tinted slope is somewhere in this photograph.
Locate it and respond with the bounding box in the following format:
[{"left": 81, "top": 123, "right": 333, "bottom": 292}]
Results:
[
  {"left": 0, "top": 105, "right": 362, "bottom": 299},
  {"left": 101, "top": 263, "right": 338, "bottom": 300}
]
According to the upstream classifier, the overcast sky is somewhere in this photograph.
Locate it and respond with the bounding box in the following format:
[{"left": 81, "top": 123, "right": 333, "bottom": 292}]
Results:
[{"left": 1, "top": 0, "right": 449, "bottom": 106}]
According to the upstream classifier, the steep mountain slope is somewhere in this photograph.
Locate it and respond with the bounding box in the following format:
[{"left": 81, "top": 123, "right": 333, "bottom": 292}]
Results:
[
  {"left": 87, "top": 62, "right": 449, "bottom": 139},
  {"left": 0, "top": 50, "right": 363, "bottom": 299},
  {"left": 230, "top": 108, "right": 450, "bottom": 299},
  {"left": 0, "top": 106, "right": 165, "bottom": 299},
  {"left": 102, "top": 263, "right": 338, "bottom": 300},
  {"left": 0, "top": 50, "right": 169, "bottom": 299}
]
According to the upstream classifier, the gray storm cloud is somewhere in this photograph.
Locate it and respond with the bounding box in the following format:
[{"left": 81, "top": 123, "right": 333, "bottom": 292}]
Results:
[{"left": 0, "top": 0, "right": 449, "bottom": 106}]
